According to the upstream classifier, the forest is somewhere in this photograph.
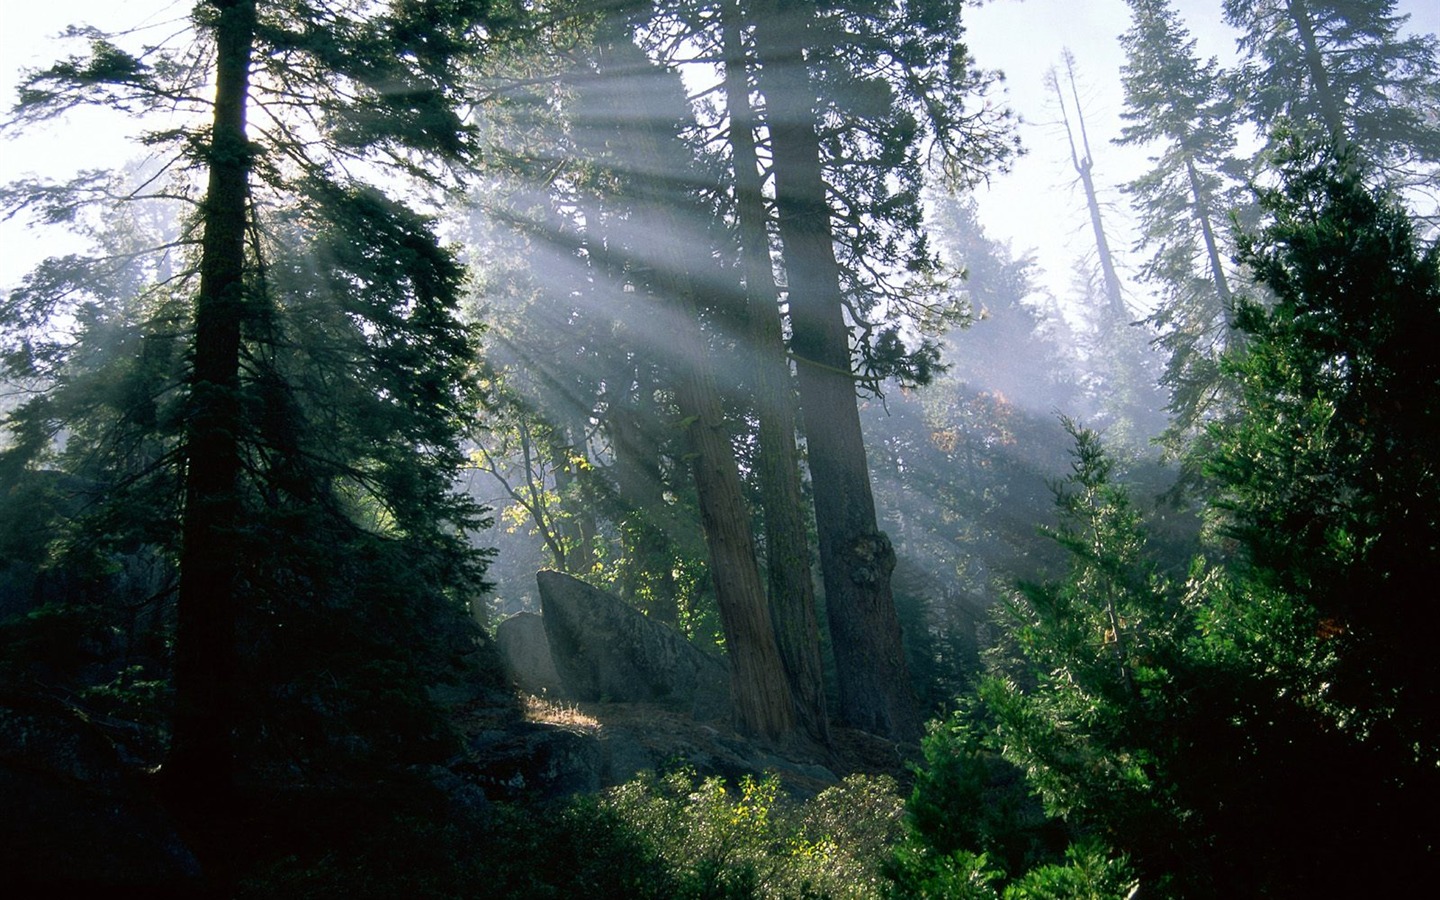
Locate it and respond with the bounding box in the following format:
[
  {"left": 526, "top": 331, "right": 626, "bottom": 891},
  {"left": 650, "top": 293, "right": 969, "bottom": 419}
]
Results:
[{"left": 0, "top": 0, "right": 1437, "bottom": 896}]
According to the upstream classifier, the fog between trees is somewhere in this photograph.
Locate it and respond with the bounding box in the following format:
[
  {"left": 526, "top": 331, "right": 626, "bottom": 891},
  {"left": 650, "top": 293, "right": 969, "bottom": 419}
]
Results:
[{"left": 2, "top": 1, "right": 1438, "bottom": 896}]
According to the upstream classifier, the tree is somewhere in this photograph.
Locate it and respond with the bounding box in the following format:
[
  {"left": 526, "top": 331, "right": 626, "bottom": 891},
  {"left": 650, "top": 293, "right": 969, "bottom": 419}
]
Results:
[
  {"left": 5, "top": 0, "right": 507, "bottom": 808},
  {"left": 902, "top": 143, "right": 1440, "bottom": 897},
  {"left": 1048, "top": 51, "right": 1126, "bottom": 326},
  {"left": 859, "top": 195, "right": 1088, "bottom": 705},
  {"left": 582, "top": 28, "right": 797, "bottom": 740},
  {"left": 746, "top": 0, "right": 1014, "bottom": 740},
  {"left": 472, "top": 7, "right": 800, "bottom": 740},
  {"left": 721, "top": 1, "right": 829, "bottom": 745},
  {"left": 1224, "top": 0, "right": 1440, "bottom": 199},
  {"left": 1207, "top": 140, "right": 1440, "bottom": 782},
  {"left": 471, "top": 0, "right": 1014, "bottom": 740},
  {"left": 1046, "top": 52, "right": 1167, "bottom": 449},
  {"left": 1117, "top": 0, "right": 1248, "bottom": 442},
  {"left": 746, "top": 0, "right": 919, "bottom": 740}
]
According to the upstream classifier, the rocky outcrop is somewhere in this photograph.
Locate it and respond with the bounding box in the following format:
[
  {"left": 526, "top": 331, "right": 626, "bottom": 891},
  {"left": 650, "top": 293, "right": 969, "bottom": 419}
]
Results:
[
  {"left": 453, "top": 699, "right": 843, "bottom": 803},
  {"left": 536, "top": 570, "right": 730, "bottom": 721},
  {"left": 0, "top": 692, "right": 201, "bottom": 894},
  {"left": 460, "top": 721, "right": 603, "bottom": 801},
  {"left": 495, "top": 611, "right": 568, "bottom": 699}
]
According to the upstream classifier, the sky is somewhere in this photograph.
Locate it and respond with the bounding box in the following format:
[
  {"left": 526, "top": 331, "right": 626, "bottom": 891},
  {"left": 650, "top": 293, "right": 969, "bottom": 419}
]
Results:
[{"left": 1, "top": 0, "right": 1438, "bottom": 299}]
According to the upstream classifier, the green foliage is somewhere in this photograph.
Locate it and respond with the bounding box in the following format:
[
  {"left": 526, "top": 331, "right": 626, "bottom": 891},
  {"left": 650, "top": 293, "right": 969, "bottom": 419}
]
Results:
[
  {"left": 1117, "top": 0, "right": 1248, "bottom": 442},
  {"left": 303, "top": 769, "right": 900, "bottom": 900},
  {"left": 598, "top": 769, "right": 905, "bottom": 900},
  {"left": 1223, "top": 0, "right": 1440, "bottom": 192},
  {"left": 798, "top": 0, "right": 1017, "bottom": 386},
  {"left": 903, "top": 703, "right": 1065, "bottom": 876},
  {"left": 1001, "top": 841, "right": 1136, "bottom": 900},
  {"left": 1206, "top": 140, "right": 1440, "bottom": 761},
  {"left": 886, "top": 846, "right": 1005, "bottom": 900},
  {"left": 1, "top": 0, "right": 509, "bottom": 781},
  {"left": 902, "top": 144, "right": 1440, "bottom": 897}
]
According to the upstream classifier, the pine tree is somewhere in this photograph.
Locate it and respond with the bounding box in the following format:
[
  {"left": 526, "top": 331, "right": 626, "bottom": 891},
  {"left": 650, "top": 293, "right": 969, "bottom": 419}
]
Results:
[
  {"left": 1224, "top": 0, "right": 1440, "bottom": 198},
  {"left": 1207, "top": 140, "right": 1440, "bottom": 784},
  {"left": 4, "top": 0, "right": 509, "bottom": 808},
  {"left": 746, "top": 0, "right": 1014, "bottom": 741},
  {"left": 721, "top": 0, "right": 830, "bottom": 745},
  {"left": 903, "top": 142, "right": 1440, "bottom": 898},
  {"left": 1117, "top": 0, "right": 1248, "bottom": 442}
]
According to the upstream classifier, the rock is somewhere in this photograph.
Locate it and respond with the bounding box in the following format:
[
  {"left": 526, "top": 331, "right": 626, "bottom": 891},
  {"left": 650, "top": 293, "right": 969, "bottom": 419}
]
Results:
[
  {"left": 495, "top": 611, "right": 568, "bottom": 699},
  {"left": 460, "top": 722, "right": 602, "bottom": 801},
  {"left": 412, "top": 764, "right": 493, "bottom": 822},
  {"left": 0, "top": 692, "right": 202, "bottom": 894},
  {"left": 536, "top": 570, "right": 730, "bottom": 721}
]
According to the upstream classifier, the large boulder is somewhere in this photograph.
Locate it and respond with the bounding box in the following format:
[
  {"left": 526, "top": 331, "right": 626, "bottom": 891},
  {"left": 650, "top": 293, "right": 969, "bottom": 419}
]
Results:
[
  {"left": 536, "top": 570, "right": 729, "bottom": 721},
  {"left": 495, "top": 611, "right": 568, "bottom": 699}
]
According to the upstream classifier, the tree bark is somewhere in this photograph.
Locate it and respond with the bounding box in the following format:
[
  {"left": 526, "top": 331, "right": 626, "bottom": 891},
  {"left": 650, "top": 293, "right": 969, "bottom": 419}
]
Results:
[
  {"left": 1055, "top": 54, "right": 1127, "bottom": 322},
  {"left": 587, "top": 33, "right": 796, "bottom": 741},
  {"left": 168, "top": 0, "right": 257, "bottom": 796},
  {"left": 1286, "top": 0, "right": 1349, "bottom": 152},
  {"left": 722, "top": 4, "right": 830, "bottom": 746},
  {"left": 751, "top": 0, "right": 921, "bottom": 741},
  {"left": 1182, "top": 154, "right": 1233, "bottom": 313}
]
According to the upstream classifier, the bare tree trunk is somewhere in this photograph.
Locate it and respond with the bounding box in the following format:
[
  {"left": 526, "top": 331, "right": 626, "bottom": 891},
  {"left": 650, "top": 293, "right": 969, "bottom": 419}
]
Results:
[
  {"left": 751, "top": 0, "right": 921, "bottom": 741},
  {"left": 587, "top": 33, "right": 796, "bottom": 741},
  {"left": 1053, "top": 51, "right": 1127, "bottom": 322},
  {"left": 722, "top": 4, "right": 830, "bottom": 746}
]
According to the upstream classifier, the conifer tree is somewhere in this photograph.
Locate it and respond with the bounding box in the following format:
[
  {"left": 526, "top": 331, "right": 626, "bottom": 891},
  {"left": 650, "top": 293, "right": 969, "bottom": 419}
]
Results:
[
  {"left": 1118, "top": 0, "right": 1248, "bottom": 442},
  {"left": 1208, "top": 141, "right": 1440, "bottom": 782},
  {"left": 1224, "top": 0, "right": 1440, "bottom": 197},
  {"left": 4, "top": 0, "right": 510, "bottom": 805},
  {"left": 903, "top": 142, "right": 1440, "bottom": 898},
  {"left": 720, "top": 1, "right": 829, "bottom": 745},
  {"left": 746, "top": 0, "right": 1014, "bottom": 741}
]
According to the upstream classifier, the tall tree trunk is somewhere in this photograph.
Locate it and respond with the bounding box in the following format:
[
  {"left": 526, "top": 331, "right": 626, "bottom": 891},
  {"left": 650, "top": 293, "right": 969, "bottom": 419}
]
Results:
[
  {"left": 1286, "top": 0, "right": 1349, "bottom": 151},
  {"left": 670, "top": 333, "right": 796, "bottom": 741},
  {"left": 168, "top": 0, "right": 257, "bottom": 796},
  {"left": 751, "top": 0, "right": 921, "bottom": 741},
  {"left": 1055, "top": 52, "right": 1126, "bottom": 322},
  {"left": 1180, "top": 153, "right": 1246, "bottom": 360},
  {"left": 722, "top": 4, "right": 830, "bottom": 746},
  {"left": 589, "top": 34, "right": 796, "bottom": 741},
  {"left": 1182, "top": 155, "right": 1234, "bottom": 314}
]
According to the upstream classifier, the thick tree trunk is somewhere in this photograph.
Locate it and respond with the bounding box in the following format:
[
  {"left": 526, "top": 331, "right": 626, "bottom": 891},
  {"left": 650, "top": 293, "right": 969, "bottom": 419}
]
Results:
[
  {"left": 722, "top": 6, "right": 830, "bottom": 747},
  {"left": 168, "top": 0, "right": 257, "bottom": 796},
  {"left": 671, "top": 346, "right": 797, "bottom": 741},
  {"left": 751, "top": 0, "right": 921, "bottom": 741},
  {"left": 587, "top": 34, "right": 796, "bottom": 741}
]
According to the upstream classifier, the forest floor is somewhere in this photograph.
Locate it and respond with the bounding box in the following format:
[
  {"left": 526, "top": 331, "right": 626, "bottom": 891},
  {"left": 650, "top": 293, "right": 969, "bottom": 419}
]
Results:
[{"left": 451, "top": 688, "right": 919, "bottom": 804}]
